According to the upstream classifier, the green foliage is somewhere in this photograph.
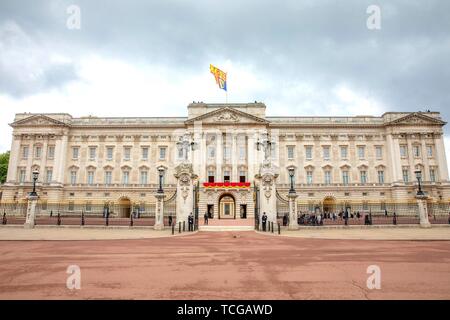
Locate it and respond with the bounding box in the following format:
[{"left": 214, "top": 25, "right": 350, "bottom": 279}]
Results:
[{"left": 0, "top": 151, "right": 10, "bottom": 184}]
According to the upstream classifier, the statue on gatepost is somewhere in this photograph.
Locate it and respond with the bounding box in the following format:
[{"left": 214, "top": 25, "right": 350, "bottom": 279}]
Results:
[
  {"left": 255, "top": 132, "right": 279, "bottom": 226},
  {"left": 174, "top": 133, "right": 198, "bottom": 225}
]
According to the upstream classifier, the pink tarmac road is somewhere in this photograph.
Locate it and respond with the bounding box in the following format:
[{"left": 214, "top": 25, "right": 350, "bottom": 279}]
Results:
[{"left": 0, "top": 231, "right": 449, "bottom": 299}]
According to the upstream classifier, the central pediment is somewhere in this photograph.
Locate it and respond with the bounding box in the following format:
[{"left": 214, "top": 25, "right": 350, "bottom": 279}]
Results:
[{"left": 185, "top": 107, "right": 269, "bottom": 125}]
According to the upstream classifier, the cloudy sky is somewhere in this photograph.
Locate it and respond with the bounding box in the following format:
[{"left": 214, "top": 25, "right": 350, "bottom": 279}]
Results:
[{"left": 1, "top": 0, "right": 450, "bottom": 165}]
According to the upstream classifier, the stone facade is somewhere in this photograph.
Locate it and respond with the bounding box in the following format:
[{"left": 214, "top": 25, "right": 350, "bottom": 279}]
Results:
[{"left": 1, "top": 102, "right": 449, "bottom": 219}]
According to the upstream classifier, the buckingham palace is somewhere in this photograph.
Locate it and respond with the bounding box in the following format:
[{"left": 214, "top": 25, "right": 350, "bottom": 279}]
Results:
[{"left": 1, "top": 102, "right": 449, "bottom": 226}]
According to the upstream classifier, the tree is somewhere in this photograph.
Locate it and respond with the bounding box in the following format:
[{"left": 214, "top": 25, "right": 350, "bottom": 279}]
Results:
[{"left": 0, "top": 151, "right": 10, "bottom": 184}]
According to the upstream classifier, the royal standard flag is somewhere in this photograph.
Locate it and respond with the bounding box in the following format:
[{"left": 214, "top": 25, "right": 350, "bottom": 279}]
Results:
[{"left": 210, "top": 64, "right": 227, "bottom": 91}]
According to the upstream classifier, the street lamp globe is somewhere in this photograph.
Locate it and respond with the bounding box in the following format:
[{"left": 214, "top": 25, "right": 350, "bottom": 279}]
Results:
[{"left": 32, "top": 170, "right": 39, "bottom": 181}]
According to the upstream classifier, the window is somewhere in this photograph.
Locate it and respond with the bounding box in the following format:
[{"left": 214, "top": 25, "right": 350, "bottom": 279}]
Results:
[
  {"left": 85, "top": 201, "right": 92, "bottom": 212},
  {"left": 324, "top": 170, "right": 331, "bottom": 185},
  {"left": 360, "top": 171, "right": 367, "bottom": 184},
  {"left": 413, "top": 145, "right": 421, "bottom": 158},
  {"left": 223, "top": 170, "right": 231, "bottom": 182},
  {"left": 124, "top": 147, "right": 131, "bottom": 160},
  {"left": 427, "top": 145, "right": 433, "bottom": 157},
  {"left": 239, "top": 146, "right": 246, "bottom": 160},
  {"left": 340, "top": 146, "right": 348, "bottom": 159},
  {"left": 106, "top": 147, "right": 114, "bottom": 160},
  {"left": 47, "top": 146, "right": 55, "bottom": 159},
  {"left": 87, "top": 171, "right": 95, "bottom": 185},
  {"left": 342, "top": 171, "right": 349, "bottom": 185},
  {"left": 239, "top": 170, "right": 246, "bottom": 183},
  {"left": 306, "top": 171, "right": 313, "bottom": 185},
  {"left": 140, "top": 171, "right": 148, "bottom": 185},
  {"left": 122, "top": 171, "right": 129, "bottom": 185},
  {"left": 208, "top": 170, "right": 215, "bottom": 183},
  {"left": 159, "top": 147, "right": 166, "bottom": 160},
  {"left": 19, "top": 169, "right": 26, "bottom": 183},
  {"left": 208, "top": 146, "right": 215, "bottom": 159},
  {"left": 177, "top": 147, "right": 184, "bottom": 160},
  {"left": 358, "top": 146, "right": 365, "bottom": 159},
  {"left": 22, "top": 146, "right": 29, "bottom": 159},
  {"left": 305, "top": 146, "right": 313, "bottom": 160},
  {"left": 400, "top": 145, "right": 407, "bottom": 158},
  {"left": 323, "top": 146, "right": 330, "bottom": 160},
  {"left": 46, "top": 169, "right": 52, "bottom": 183},
  {"left": 430, "top": 168, "right": 437, "bottom": 182},
  {"left": 89, "top": 147, "right": 96, "bottom": 160},
  {"left": 141, "top": 147, "right": 149, "bottom": 160},
  {"left": 287, "top": 146, "right": 295, "bottom": 160},
  {"left": 68, "top": 201, "right": 75, "bottom": 212},
  {"left": 375, "top": 146, "right": 383, "bottom": 159},
  {"left": 378, "top": 171, "right": 385, "bottom": 184},
  {"left": 223, "top": 146, "right": 231, "bottom": 160},
  {"left": 363, "top": 202, "right": 369, "bottom": 211},
  {"left": 35, "top": 146, "right": 42, "bottom": 159},
  {"left": 104, "top": 171, "right": 112, "bottom": 185},
  {"left": 72, "top": 147, "right": 79, "bottom": 159},
  {"left": 70, "top": 171, "right": 77, "bottom": 185},
  {"left": 402, "top": 168, "right": 409, "bottom": 183}
]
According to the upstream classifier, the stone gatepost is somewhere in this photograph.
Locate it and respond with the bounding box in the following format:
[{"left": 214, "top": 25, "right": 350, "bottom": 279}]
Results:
[
  {"left": 24, "top": 195, "right": 38, "bottom": 229},
  {"left": 174, "top": 163, "right": 197, "bottom": 224},
  {"left": 416, "top": 195, "right": 431, "bottom": 228},
  {"left": 154, "top": 193, "right": 165, "bottom": 230},
  {"left": 256, "top": 160, "right": 279, "bottom": 225},
  {"left": 288, "top": 192, "right": 299, "bottom": 230}
]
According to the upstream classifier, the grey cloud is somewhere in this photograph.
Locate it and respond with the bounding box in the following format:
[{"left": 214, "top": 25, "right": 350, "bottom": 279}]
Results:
[{"left": 0, "top": 0, "right": 449, "bottom": 129}]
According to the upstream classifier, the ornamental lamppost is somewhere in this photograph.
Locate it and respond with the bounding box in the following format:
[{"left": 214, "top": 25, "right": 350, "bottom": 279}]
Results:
[
  {"left": 288, "top": 167, "right": 295, "bottom": 194},
  {"left": 415, "top": 170, "right": 425, "bottom": 196},
  {"left": 29, "top": 170, "right": 39, "bottom": 197},
  {"left": 157, "top": 166, "right": 165, "bottom": 194}
]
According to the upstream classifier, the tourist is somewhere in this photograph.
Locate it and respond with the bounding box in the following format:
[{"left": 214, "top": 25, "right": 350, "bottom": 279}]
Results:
[{"left": 168, "top": 215, "right": 173, "bottom": 226}]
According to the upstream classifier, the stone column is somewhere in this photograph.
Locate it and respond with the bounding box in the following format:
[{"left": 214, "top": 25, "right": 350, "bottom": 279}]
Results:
[
  {"left": 416, "top": 195, "right": 431, "bottom": 228},
  {"left": 232, "top": 133, "right": 238, "bottom": 181},
  {"left": 257, "top": 161, "right": 279, "bottom": 224},
  {"left": 154, "top": 193, "right": 165, "bottom": 230},
  {"left": 7, "top": 134, "right": 21, "bottom": 182},
  {"left": 247, "top": 133, "right": 256, "bottom": 182},
  {"left": 174, "top": 163, "right": 197, "bottom": 224},
  {"left": 421, "top": 134, "right": 430, "bottom": 181},
  {"left": 216, "top": 132, "right": 223, "bottom": 181},
  {"left": 24, "top": 195, "right": 39, "bottom": 229},
  {"left": 434, "top": 133, "right": 449, "bottom": 182},
  {"left": 288, "top": 192, "right": 299, "bottom": 230}
]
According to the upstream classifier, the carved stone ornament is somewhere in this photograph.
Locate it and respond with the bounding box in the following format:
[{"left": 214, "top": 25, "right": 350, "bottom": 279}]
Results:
[
  {"left": 216, "top": 112, "right": 239, "bottom": 122},
  {"left": 259, "top": 160, "right": 279, "bottom": 200}
]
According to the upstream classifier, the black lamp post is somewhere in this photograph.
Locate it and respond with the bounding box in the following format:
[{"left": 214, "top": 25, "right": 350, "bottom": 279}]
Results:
[
  {"left": 414, "top": 170, "right": 425, "bottom": 196},
  {"left": 29, "top": 170, "right": 39, "bottom": 197},
  {"left": 157, "top": 166, "right": 165, "bottom": 194},
  {"left": 288, "top": 167, "right": 295, "bottom": 194}
]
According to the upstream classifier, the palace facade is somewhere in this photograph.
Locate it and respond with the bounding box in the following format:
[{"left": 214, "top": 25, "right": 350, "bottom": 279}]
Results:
[{"left": 1, "top": 102, "right": 449, "bottom": 221}]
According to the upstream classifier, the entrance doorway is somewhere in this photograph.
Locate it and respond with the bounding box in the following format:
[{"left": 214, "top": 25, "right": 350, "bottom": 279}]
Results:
[
  {"left": 240, "top": 204, "right": 247, "bottom": 218},
  {"left": 207, "top": 204, "right": 214, "bottom": 218},
  {"left": 118, "top": 197, "right": 131, "bottom": 218},
  {"left": 323, "top": 197, "right": 336, "bottom": 214},
  {"left": 218, "top": 194, "right": 235, "bottom": 219}
]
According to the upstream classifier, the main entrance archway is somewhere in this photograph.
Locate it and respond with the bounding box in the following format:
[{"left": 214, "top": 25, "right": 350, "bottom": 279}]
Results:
[
  {"left": 323, "top": 196, "right": 336, "bottom": 214},
  {"left": 118, "top": 197, "right": 131, "bottom": 218},
  {"left": 218, "top": 194, "right": 235, "bottom": 219}
]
